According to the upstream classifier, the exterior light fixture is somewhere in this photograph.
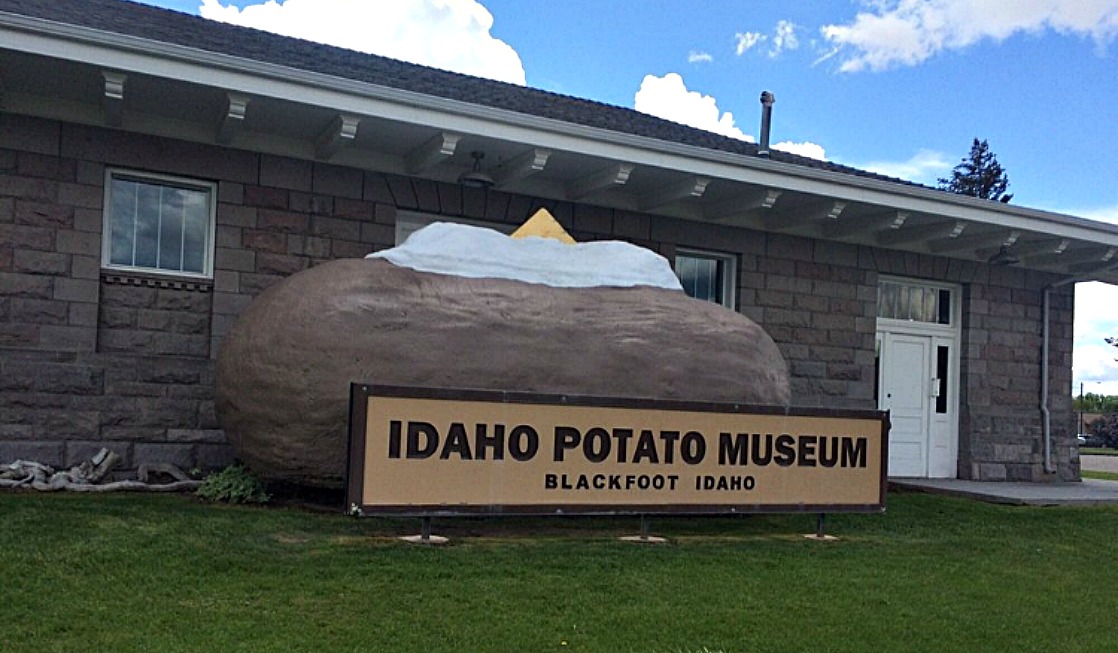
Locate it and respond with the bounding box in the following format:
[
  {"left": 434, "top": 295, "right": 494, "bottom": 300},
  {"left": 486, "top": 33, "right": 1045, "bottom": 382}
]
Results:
[
  {"left": 458, "top": 151, "right": 495, "bottom": 189},
  {"left": 988, "top": 245, "right": 1019, "bottom": 266}
]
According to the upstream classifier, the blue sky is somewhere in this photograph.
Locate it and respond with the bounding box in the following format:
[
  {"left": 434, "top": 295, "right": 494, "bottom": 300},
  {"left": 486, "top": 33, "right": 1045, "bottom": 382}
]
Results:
[{"left": 135, "top": 0, "right": 1118, "bottom": 397}]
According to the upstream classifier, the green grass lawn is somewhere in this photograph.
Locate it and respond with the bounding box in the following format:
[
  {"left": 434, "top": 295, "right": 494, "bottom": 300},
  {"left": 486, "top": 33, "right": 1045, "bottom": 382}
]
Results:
[
  {"left": 1082, "top": 470, "right": 1118, "bottom": 481},
  {"left": 1081, "top": 447, "right": 1118, "bottom": 456},
  {"left": 2, "top": 491, "right": 1116, "bottom": 653}
]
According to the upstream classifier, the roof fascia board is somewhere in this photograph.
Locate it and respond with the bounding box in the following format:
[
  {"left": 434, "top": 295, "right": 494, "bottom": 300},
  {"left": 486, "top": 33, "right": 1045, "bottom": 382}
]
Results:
[{"left": 4, "top": 11, "right": 1118, "bottom": 247}]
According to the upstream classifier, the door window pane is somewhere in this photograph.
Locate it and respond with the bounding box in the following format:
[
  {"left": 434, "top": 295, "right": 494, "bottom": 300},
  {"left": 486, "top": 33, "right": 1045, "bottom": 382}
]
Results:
[{"left": 878, "top": 280, "right": 953, "bottom": 325}]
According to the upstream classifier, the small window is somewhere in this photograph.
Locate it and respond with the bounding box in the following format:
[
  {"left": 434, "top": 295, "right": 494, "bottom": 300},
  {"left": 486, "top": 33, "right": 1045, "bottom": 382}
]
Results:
[
  {"left": 877, "top": 279, "right": 952, "bottom": 325},
  {"left": 675, "top": 250, "right": 736, "bottom": 308},
  {"left": 102, "top": 170, "right": 216, "bottom": 278}
]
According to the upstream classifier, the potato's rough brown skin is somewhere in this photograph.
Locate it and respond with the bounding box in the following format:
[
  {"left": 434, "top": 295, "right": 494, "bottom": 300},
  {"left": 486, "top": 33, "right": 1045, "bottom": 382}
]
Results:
[{"left": 216, "top": 259, "right": 790, "bottom": 488}]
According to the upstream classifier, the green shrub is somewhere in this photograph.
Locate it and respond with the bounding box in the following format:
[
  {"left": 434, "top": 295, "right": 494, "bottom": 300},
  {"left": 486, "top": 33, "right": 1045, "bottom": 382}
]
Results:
[{"left": 196, "top": 464, "right": 270, "bottom": 504}]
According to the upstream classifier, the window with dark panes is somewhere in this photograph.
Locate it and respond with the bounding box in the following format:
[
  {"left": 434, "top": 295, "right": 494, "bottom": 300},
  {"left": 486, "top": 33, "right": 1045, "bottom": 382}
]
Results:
[{"left": 675, "top": 250, "right": 736, "bottom": 308}]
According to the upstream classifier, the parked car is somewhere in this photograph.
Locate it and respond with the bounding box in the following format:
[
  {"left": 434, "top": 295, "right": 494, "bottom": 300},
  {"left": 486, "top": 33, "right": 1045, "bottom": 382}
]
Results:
[{"left": 1080, "top": 433, "right": 1107, "bottom": 448}]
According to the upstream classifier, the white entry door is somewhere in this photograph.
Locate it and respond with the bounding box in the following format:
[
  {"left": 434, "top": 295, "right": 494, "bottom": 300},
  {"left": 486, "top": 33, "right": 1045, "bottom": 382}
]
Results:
[
  {"left": 879, "top": 333, "right": 932, "bottom": 477},
  {"left": 877, "top": 330, "right": 958, "bottom": 478}
]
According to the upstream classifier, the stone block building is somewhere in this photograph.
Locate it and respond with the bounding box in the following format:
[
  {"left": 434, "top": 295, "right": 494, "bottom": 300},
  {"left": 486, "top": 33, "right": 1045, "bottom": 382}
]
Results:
[{"left": 2, "top": 0, "right": 1116, "bottom": 481}]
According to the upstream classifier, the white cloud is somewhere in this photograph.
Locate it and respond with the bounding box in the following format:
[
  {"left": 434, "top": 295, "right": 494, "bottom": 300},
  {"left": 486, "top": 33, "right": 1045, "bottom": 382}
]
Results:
[
  {"left": 1075, "top": 281, "right": 1118, "bottom": 393},
  {"left": 821, "top": 0, "right": 1118, "bottom": 73},
  {"left": 770, "top": 20, "right": 800, "bottom": 58},
  {"left": 854, "top": 148, "right": 951, "bottom": 183},
  {"left": 688, "top": 50, "right": 714, "bottom": 64},
  {"left": 735, "top": 31, "right": 766, "bottom": 55},
  {"left": 634, "top": 73, "right": 754, "bottom": 142},
  {"left": 199, "top": 0, "right": 526, "bottom": 85},
  {"left": 773, "top": 140, "right": 826, "bottom": 160}
]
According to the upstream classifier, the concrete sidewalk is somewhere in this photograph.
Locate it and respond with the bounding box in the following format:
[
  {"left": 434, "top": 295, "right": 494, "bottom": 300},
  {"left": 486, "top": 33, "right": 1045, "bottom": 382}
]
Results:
[
  {"left": 1082, "top": 454, "right": 1118, "bottom": 473},
  {"left": 891, "top": 477, "right": 1118, "bottom": 506}
]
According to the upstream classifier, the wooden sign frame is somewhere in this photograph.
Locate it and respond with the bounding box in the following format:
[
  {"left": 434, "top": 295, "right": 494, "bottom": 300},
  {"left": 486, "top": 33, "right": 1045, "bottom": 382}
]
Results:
[{"left": 346, "top": 384, "right": 889, "bottom": 517}]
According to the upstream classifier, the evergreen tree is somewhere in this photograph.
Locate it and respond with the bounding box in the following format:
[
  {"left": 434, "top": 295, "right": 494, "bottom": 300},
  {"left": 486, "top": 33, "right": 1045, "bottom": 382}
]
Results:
[{"left": 937, "top": 138, "right": 1013, "bottom": 203}]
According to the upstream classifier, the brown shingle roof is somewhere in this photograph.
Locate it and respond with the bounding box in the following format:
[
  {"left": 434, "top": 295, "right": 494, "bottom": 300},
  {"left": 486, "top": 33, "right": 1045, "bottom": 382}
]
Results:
[{"left": 0, "top": 0, "right": 919, "bottom": 186}]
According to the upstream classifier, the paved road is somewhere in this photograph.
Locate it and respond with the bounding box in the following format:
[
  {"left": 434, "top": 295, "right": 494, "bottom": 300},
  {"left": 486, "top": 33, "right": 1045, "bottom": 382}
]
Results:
[{"left": 1082, "top": 454, "right": 1118, "bottom": 473}]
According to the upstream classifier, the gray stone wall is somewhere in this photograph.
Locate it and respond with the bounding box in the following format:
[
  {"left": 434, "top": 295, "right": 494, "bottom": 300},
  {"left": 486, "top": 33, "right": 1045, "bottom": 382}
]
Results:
[{"left": 0, "top": 113, "right": 1078, "bottom": 480}]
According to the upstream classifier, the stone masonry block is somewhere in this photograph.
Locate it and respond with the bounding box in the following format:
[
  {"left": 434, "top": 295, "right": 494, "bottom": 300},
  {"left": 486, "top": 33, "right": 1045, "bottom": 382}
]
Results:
[
  {"left": 67, "top": 304, "right": 97, "bottom": 328},
  {"left": 10, "top": 298, "right": 68, "bottom": 324},
  {"left": 100, "top": 283, "right": 156, "bottom": 308},
  {"left": 257, "top": 209, "right": 309, "bottom": 233},
  {"left": 73, "top": 208, "right": 103, "bottom": 233},
  {"left": 334, "top": 198, "right": 376, "bottom": 221},
  {"left": 241, "top": 229, "right": 288, "bottom": 253},
  {"left": 477, "top": 191, "right": 510, "bottom": 224},
  {"left": 0, "top": 225, "right": 51, "bottom": 256},
  {"left": 167, "top": 429, "right": 226, "bottom": 444},
  {"left": 0, "top": 441, "right": 65, "bottom": 467},
  {"left": 412, "top": 179, "right": 441, "bottom": 213},
  {"left": 1, "top": 272, "right": 54, "bottom": 299},
  {"left": 38, "top": 325, "right": 96, "bottom": 352},
  {"left": 0, "top": 114, "right": 60, "bottom": 155},
  {"left": 0, "top": 175, "right": 58, "bottom": 203},
  {"left": 311, "top": 216, "right": 360, "bottom": 241},
  {"left": 256, "top": 253, "right": 309, "bottom": 275},
  {"left": 435, "top": 182, "right": 463, "bottom": 217},
  {"left": 215, "top": 247, "right": 256, "bottom": 272},
  {"left": 15, "top": 200, "right": 73, "bottom": 229},
  {"left": 134, "top": 443, "right": 196, "bottom": 470},
  {"left": 55, "top": 230, "right": 103, "bottom": 256},
  {"left": 218, "top": 181, "right": 244, "bottom": 205},
  {"left": 363, "top": 172, "right": 394, "bottom": 204},
  {"left": 767, "top": 234, "right": 814, "bottom": 261},
  {"left": 71, "top": 255, "right": 100, "bottom": 280},
  {"left": 217, "top": 203, "right": 258, "bottom": 228},
  {"left": 14, "top": 250, "right": 69, "bottom": 275},
  {"left": 613, "top": 211, "right": 650, "bottom": 240},
  {"left": 16, "top": 153, "right": 75, "bottom": 181},
  {"left": 212, "top": 292, "right": 253, "bottom": 316},
  {"left": 53, "top": 278, "right": 99, "bottom": 303},
  {"left": 194, "top": 443, "right": 235, "bottom": 470},
  {"left": 331, "top": 240, "right": 370, "bottom": 259},
  {"left": 75, "top": 160, "right": 105, "bottom": 186},
  {"left": 58, "top": 182, "right": 102, "bottom": 210},
  {"left": 260, "top": 154, "right": 312, "bottom": 192},
  {"left": 374, "top": 203, "right": 397, "bottom": 226},
  {"left": 313, "top": 162, "right": 363, "bottom": 200},
  {"left": 360, "top": 221, "right": 395, "bottom": 245}
]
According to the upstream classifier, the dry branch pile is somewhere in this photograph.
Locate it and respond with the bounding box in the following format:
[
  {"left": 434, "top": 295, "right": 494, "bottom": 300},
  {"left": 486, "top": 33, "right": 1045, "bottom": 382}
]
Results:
[{"left": 0, "top": 448, "right": 201, "bottom": 492}]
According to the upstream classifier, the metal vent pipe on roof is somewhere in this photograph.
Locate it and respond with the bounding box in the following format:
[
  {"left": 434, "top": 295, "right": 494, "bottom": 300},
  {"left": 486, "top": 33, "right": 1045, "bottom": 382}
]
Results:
[{"left": 758, "top": 91, "right": 775, "bottom": 158}]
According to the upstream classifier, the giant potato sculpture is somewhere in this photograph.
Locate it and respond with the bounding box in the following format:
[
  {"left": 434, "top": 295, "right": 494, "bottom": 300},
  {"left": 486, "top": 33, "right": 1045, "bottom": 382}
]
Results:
[{"left": 216, "top": 223, "right": 790, "bottom": 487}]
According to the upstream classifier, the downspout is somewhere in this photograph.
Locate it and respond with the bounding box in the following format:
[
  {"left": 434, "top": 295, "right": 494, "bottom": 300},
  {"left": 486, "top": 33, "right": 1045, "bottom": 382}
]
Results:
[{"left": 1041, "top": 286, "right": 1055, "bottom": 474}]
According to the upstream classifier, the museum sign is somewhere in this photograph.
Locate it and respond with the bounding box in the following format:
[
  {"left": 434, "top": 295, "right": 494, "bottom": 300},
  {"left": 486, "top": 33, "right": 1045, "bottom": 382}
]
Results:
[{"left": 346, "top": 385, "right": 889, "bottom": 516}]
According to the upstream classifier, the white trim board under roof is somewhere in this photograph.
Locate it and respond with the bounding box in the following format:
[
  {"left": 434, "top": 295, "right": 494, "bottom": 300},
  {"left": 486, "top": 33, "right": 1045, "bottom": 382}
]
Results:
[{"left": 2, "top": 0, "right": 1117, "bottom": 283}]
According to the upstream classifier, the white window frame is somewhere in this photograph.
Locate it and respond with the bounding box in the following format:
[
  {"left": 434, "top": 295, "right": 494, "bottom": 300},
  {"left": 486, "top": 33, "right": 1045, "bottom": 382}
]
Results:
[
  {"left": 394, "top": 211, "right": 513, "bottom": 246},
  {"left": 101, "top": 168, "right": 217, "bottom": 279},
  {"left": 675, "top": 248, "right": 737, "bottom": 309}
]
